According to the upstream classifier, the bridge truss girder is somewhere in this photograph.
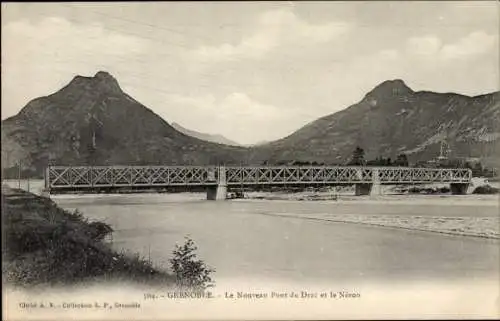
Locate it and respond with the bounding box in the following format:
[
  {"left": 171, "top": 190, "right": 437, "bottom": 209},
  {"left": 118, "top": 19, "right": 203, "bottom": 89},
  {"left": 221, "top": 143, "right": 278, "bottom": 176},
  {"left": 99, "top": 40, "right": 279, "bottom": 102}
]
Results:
[{"left": 45, "top": 165, "right": 472, "bottom": 191}]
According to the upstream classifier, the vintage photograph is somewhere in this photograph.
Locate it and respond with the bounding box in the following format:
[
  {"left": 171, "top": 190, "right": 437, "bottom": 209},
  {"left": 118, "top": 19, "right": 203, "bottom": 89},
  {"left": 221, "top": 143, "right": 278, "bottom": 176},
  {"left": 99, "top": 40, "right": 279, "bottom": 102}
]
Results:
[{"left": 2, "top": 1, "right": 499, "bottom": 320}]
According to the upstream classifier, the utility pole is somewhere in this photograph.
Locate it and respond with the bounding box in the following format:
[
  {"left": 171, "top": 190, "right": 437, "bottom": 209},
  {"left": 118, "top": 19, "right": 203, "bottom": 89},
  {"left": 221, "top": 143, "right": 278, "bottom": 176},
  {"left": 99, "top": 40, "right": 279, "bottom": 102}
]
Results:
[{"left": 17, "top": 161, "right": 21, "bottom": 189}]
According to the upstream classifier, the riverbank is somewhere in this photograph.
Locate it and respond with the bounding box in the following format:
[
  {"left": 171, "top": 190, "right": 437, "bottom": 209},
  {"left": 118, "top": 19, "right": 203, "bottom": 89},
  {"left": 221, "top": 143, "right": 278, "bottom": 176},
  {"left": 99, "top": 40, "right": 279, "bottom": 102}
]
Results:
[
  {"left": 1, "top": 186, "right": 176, "bottom": 289},
  {"left": 243, "top": 190, "right": 499, "bottom": 205},
  {"left": 255, "top": 212, "right": 499, "bottom": 239},
  {"left": 240, "top": 192, "right": 499, "bottom": 239}
]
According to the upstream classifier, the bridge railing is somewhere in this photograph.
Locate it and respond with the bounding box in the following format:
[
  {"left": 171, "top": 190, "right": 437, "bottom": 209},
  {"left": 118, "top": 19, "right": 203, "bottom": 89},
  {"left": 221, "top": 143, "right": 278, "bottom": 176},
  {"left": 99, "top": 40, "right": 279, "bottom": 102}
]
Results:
[
  {"left": 376, "top": 167, "right": 471, "bottom": 183},
  {"left": 225, "top": 166, "right": 374, "bottom": 184},
  {"left": 45, "top": 165, "right": 219, "bottom": 189},
  {"left": 225, "top": 166, "right": 472, "bottom": 185},
  {"left": 45, "top": 165, "right": 472, "bottom": 190}
]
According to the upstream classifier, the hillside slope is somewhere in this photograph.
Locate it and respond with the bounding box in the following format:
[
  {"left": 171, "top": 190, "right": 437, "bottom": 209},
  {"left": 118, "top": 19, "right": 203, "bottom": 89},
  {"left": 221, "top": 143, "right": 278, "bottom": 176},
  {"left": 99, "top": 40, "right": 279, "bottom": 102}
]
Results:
[
  {"left": 249, "top": 80, "right": 500, "bottom": 166},
  {"left": 171, "top": 122, "right": 241, "bottom": 146}
]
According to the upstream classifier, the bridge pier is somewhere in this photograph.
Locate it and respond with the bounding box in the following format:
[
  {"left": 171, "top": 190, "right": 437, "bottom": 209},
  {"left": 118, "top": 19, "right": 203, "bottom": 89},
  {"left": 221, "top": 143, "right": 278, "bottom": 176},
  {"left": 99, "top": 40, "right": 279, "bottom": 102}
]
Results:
[
  {"left": 207, "top": 185, "right": 227, "bottom": 200},
  {"left": 355, "top": 183, "right": 373, "bottom": 196},
  {"left": 207, "top": 166, "right": 227, "bottom": 201},
  {"left": 450, "top": 183, "right": 469, "bottom": 195},
  {"left": 354, "top": 168, "right": 381, "bottom": 196},
  {"left": 371, "top": 168, "right": 381, "bottom": 196}
]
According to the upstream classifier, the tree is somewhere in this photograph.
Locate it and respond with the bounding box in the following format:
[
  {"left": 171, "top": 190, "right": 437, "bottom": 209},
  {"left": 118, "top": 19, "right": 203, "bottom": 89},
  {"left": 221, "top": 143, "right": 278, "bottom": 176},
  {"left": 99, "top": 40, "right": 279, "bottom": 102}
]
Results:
[
  {"left": 348, "top": 146, "right": 365, "bottom": 166},
  {"left": 472, "top": 162, "right": 484, "bottom": 177},
  {"left": 394, "top": 154, "right": 409, "bottom": 167},
  {"left": 170, "top": 237, "right": 215, "bottom": 290},
  {"left": 443, "top": 159, "right": 463, "bottom": 169}
]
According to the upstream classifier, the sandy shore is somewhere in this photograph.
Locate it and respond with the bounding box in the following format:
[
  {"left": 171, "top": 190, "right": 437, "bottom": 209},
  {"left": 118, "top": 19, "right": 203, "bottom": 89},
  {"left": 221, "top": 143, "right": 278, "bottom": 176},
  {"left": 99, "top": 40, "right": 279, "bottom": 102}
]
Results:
[
  {"left": 244, "top": 191, "right": 499, "bottom": 206},
  {"left": 257, "top": 212, "right": 499, "bottom": 239},
  {"left": 242, "top": 191, "right": 499, "bottom": 239}
]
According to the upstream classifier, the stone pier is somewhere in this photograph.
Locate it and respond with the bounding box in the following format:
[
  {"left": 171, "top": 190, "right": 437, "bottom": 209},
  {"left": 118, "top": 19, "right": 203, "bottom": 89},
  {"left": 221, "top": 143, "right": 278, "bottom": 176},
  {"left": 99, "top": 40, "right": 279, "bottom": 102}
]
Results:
[
  {"left": 355, "top": 183, "right": 373, "bottom": 196},
  {"left": 354, "top": 168, "right": 381, "bottom": 196},
  {"left": 450, "top": 183, "right": 469, "bottom": 195},
  {"left": 207, "top": 166, "right": 227, "bottom": 200}
]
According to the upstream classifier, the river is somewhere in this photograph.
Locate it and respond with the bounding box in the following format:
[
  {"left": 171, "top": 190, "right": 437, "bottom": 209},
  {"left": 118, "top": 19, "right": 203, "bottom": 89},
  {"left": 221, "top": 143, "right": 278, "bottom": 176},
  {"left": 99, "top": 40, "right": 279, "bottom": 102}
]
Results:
[{"left": 47, "top": 191, "right": 499, "bottom": 289}]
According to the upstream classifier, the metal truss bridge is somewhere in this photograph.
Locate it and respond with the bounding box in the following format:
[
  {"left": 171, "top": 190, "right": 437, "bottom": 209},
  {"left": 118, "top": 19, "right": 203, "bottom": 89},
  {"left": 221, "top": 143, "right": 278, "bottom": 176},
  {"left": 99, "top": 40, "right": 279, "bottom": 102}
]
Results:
[{"left": 45, "top": 165, "right": 472, "bottom": 198}]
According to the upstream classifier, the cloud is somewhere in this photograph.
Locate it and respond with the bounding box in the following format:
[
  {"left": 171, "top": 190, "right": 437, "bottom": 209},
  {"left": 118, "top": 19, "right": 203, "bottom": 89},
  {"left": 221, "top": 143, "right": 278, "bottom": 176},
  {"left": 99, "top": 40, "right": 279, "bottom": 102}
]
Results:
[
  {"left": 377, "top": 49, "right": 400, "bottom": 60},
  {"left": 3, "top": 17, "right": 149, "bottom": 62},
  {"left": 1, "top": 17, "right": 151, "bottom": 119},
  {"left": 163, "top": 92, "right": 309, "bottom": 144},
  {"left": 406, "top": 36, "right": 442, "bottom": 56},
  {"left": 440, "top": 31, "right": 497, "bottom": 59},
  {"left": 192, "top": 9, "right": 352, "bottom": 62},
  {"left": 328, "top": 30, "right": 498, "bottom": 103},
  {"left": 406, "top": 31, "right": 497, "bottom": 60}
]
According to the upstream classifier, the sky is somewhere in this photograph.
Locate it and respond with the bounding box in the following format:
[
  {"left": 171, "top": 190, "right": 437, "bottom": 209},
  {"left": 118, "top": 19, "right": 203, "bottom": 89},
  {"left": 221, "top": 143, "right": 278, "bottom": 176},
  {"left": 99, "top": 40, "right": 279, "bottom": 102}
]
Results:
[{"left": 2, "top": 1, "right": 499, "bottom": 144}]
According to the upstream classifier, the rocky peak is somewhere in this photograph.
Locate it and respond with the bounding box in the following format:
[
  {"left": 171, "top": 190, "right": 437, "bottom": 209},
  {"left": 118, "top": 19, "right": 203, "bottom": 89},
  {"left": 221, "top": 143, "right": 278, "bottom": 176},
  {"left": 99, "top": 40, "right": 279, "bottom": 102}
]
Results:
[
  {"left": 93, "top": 71, "right": 116, "bottom": 82},
  {"left": 374, "top": 79, "right": 413, "bottom": 93},
  {"left": 64, "top": 71, "right": 122, "bottom": 95},
  {"left": 363, "top": 79, "right": 414, "bottom": 105},
  {"left": 91, "top": 71, "right": 122, "bottom": 94}
]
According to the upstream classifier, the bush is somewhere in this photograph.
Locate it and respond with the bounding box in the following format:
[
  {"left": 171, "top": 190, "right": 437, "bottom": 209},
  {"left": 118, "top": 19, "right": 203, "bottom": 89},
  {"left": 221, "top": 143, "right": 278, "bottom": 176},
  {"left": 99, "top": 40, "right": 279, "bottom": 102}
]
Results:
[
  {"left": 87, "top": 221, "right": 114, "bottom": 241},
  {"left": 438, "top": 186, "right": 450, "bottom": 193},
  {"left": 472, "top": 185, "right": 499, "bottom": 194},
  {"left": 170, "top": 237, "right": 215, "bottom": 290}
]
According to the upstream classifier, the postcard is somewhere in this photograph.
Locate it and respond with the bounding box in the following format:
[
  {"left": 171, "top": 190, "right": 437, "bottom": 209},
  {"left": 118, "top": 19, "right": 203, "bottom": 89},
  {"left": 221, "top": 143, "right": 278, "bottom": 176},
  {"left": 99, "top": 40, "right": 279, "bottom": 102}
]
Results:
[{"left": 2, "top": 1, "right": 499, "bottom": 320}]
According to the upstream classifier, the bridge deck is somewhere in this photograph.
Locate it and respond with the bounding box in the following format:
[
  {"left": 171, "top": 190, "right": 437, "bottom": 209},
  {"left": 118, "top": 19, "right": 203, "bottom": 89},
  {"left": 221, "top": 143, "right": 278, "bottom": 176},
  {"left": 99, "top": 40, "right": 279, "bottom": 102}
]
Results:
[{"left": 45, "top": 165, "right": 472, "bottom": 192}]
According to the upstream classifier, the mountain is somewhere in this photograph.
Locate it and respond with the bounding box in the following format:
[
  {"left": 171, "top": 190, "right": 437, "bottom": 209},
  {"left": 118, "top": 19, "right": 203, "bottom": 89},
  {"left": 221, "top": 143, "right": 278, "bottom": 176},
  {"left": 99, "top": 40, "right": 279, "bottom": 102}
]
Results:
[
  {"left": 245, "top": 140, "right": 270, "bottom": 147},
  {"left": 171, "top": 122, "right": 241, "bottom": 146},
  {"left": 2, "top": 74, "right": 498, "bottom": 177},
  {"left": 249, "top": 80, "right": 500, "bottom": 167},
  {"left": 1, "top": 71, "right": 247, "bottom": 176}
]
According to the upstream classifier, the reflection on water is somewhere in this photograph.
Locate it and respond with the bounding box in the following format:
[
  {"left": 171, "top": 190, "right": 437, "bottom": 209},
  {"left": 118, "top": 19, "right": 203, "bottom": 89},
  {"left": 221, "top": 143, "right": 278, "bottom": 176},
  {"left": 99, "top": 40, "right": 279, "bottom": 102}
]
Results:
[{"left": 47, "top": 192, "right": 500, "bottom": 288}]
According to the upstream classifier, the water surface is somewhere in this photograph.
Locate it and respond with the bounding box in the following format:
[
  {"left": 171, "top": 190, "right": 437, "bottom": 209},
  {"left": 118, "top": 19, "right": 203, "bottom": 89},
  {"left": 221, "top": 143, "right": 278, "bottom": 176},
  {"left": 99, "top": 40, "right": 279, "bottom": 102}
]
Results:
[{"left": 52, "top": 193, "right": 500, "bottom": 288}]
